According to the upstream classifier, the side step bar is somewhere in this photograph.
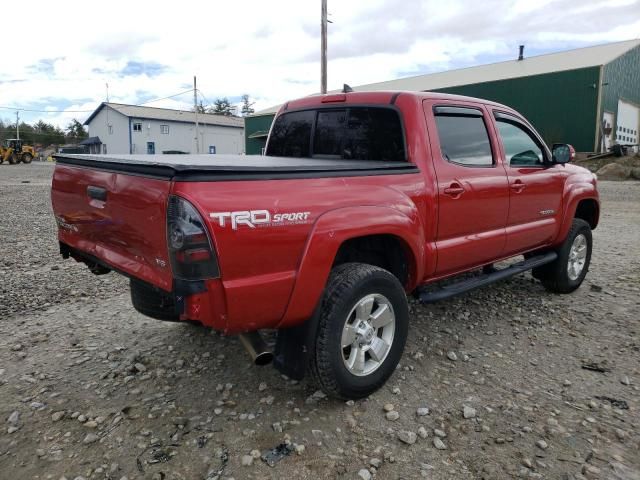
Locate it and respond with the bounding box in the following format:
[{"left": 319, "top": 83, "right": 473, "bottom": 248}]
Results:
[{"left": 417, "top": 252, "right": 557, "bottom": 304}]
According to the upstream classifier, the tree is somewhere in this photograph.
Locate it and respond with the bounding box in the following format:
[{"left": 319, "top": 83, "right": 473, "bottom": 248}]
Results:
[
  {"left": 192, "top": 101, "right": 207, "bottom": 114},
  {"left": 65, "top": 119, "right": 88, "bottom": 141},
  {"left": 240, "top": 94, "right": 255, "bottom": 116},
  {"left": 209, "top": 97, "right": 235, "bottom": 116},
  {"left": 34, "top": 120, "right": 65, "bottom": 145},
  {"left": 0, "top": 119, "right": 65, "bottom": 146}
]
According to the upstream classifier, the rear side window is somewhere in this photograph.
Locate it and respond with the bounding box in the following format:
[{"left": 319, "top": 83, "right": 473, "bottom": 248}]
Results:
[
  {"left": 434, "top": 110, "right": 493, "bottom": 166},
  {"left": 267, "top": 107, "right": 405, "bottom": 161},
  {"left": 267, "top": 110, "right": 314, "bottom": 157}
]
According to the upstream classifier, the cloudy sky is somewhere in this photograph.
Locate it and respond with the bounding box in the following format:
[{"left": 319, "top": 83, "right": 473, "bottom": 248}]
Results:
[{"left": 1, "top": 0, "right": 638, "bottom": 129}]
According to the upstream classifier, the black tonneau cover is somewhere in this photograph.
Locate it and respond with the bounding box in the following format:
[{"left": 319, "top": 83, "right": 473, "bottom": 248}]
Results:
[{"left": 54, "top": 154, "right": 419, "bottom": 181}]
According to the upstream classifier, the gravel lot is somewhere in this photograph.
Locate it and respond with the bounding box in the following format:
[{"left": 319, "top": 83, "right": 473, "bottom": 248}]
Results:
[{"left": 1, "top": 163, "right": 639, "bottom": 480}]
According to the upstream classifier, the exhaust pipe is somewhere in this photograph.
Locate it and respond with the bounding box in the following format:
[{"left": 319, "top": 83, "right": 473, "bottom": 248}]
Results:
[{"left": 238, "top": 332, "right": 273, "bottom": 366}]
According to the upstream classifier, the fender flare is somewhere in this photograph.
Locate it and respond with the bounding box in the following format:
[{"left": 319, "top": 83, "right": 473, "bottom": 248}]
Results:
[
  {"left": 554, "top": 181, "right": 599, "bottom": 245},
  {"left": 277, "top": 205, "right": 425, "bottom": 329}
]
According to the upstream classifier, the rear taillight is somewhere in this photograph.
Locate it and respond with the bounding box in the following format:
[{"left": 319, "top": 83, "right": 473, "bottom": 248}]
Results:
[{"left": 167, "top": 195, "right": 220, "bottom": 280}]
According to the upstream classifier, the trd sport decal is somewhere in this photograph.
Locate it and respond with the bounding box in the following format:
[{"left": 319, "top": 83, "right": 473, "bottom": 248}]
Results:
[{"left": 210, "top": 210, "right": 311, "bottom": 230}]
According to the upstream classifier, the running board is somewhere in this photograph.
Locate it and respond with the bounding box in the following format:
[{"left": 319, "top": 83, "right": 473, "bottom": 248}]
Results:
[{"left": 417, "top": 252, "right": 557, "bottom": 304}]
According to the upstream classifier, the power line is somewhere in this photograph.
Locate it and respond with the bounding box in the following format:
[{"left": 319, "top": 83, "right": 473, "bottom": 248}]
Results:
[
  {"left": 196, "top": 89, "right": 213, "bottom": 107},
  {"left": 0, "top": 88, "right": 195, "bottom": 113},
  {"left": 0, "top": 106, "right": 94, "bottom": 113},
  {"left": 0, "top": 129, "right": 64, "bottom": 137},
  {"left": 137, "top": 89, "right": 194, "bottom": 106}
]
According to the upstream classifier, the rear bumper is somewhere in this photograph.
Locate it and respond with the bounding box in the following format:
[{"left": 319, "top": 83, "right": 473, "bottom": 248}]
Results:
[{"left": 60, "top": 242, "right": 229, "bottom": 330}]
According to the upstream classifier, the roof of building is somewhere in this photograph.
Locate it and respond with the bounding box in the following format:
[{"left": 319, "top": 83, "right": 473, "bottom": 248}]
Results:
[
  {"left": 85, "top": 102, "right": 244, "bottom": 128},
  {"left": 251, "top": 39, "right": 640, "bottom": 116},
  {"left": 79, "top": 136, "right": 101, "bottom": 145}
]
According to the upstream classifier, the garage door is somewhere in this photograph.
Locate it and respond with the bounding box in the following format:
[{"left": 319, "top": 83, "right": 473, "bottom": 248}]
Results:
[{"left": 617, "top": 100, "right": 639, "bottom": 152}]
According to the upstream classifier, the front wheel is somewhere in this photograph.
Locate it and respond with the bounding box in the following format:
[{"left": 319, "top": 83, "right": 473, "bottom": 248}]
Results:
[
  {"left": 308, "top": 263, "right": 409, "bottom": 399},
  {"left": 22, "top": 153, "right": 33, "bottom": 164},
  {"left": 535, "top": 218, "right": 592, "bottom": 293}
]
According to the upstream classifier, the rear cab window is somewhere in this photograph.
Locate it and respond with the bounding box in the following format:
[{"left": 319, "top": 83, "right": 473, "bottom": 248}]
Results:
[
  {"left": 267, "top": 107, "right": 405, "bottom": 161},
  {"left": 433, "top": 106, "right": 494, "bottom": 167}
]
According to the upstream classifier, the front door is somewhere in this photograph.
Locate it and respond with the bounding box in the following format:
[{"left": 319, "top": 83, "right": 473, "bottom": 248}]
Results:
[
  {"left": 424, "top": 101, "right": 510, "bottom": 276},
  {"left": 492, "top": 111, "right": 565, "bottom": 256},
  {"left": 147, "top": 142, "right": 155, "bottom": 155}
]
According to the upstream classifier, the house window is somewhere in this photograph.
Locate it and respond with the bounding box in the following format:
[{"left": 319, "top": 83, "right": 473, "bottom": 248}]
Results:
[
  {"left": 160, "top": 124, "right": 169, "bottom": 134},
  {"left": 133, "top": 122, "right": 142, "bottom": 132},
  {"left": 108, "top": 125, "right": 113, "bottom": 135},
  {"left": 103, "top": 144, "right": 107, "bottom": 154}
]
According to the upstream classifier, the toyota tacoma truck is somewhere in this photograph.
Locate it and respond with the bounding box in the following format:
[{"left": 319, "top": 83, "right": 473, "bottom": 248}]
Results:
[{"left": 51, "top": 91, "right": 599, "bottom": 399}]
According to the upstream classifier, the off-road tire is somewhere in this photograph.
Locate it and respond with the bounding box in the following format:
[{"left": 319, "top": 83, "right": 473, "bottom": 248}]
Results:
[
  {"left": 8, "top": 153, "right": 18, "bottom": 164},
  {"left": 308, "top": 263, "right": 409, "bottom": 399},
  {"left": 534, "top": 218, "right": 592, "bottom": 293},
  {"left": 22, "top": 153, "right": 33, "bottom": 164}
]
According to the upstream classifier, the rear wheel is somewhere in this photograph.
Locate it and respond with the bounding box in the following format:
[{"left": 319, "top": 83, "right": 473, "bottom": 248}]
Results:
[
  {"left": 534, "top": 218, "right": 592, "bottom": 293},
  {"left": 22, "top": 153, "right": 33, "bottom": 164},
  {"left": 8, "top": 153, "right": 18, "bottom": 164},
  {"left": 308, "top": 263, "right": 408, "bottom": 399}
]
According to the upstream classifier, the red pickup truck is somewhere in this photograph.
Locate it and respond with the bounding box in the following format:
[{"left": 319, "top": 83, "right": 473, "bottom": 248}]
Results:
[{"left": 52, "top": 91, "right": 599, "bottom": 399}]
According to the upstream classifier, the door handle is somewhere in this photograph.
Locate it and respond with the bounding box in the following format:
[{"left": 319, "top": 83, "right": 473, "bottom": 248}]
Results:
[
  {"left": 87, "top": 185, "right": 107, "bottom": 201},
  {"left": 444, "top": 184, "right": 465, "bottom": 197},
  {"left": 510, "top": 180, "right": 525, "bottom": 193}
]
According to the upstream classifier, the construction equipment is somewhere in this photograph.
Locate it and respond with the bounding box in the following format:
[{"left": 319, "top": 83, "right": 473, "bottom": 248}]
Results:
[{"left": 0, "top": 139, "right": 36, "bottom": 164}]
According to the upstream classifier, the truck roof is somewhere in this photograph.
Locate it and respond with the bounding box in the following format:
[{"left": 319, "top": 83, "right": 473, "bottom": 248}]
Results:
[{"left": 281, "top": 90, "right": 515, "bottom": 114}]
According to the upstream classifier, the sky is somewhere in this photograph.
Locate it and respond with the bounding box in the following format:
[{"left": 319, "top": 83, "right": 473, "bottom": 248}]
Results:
[{"left": 1, "top": 0, "right": 639, "bottom": 130}]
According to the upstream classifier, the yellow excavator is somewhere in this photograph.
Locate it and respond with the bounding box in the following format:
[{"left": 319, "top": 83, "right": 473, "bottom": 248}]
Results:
[{"left": 0, "top": 139, "right": 36, "bottom": 164}]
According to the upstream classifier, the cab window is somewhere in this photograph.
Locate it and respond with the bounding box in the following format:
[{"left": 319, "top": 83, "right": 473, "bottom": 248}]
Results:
[
  {"left": 266, "top": 110, "right": 314, "bottom": 157},
  {"left": 267, "top": 107, "right": 405, "bottom": 161},
  {"left": 434, "top": 107, "right": 493, "bottom": 167},
  {"left": 495, "top": 118, "right": 545, "bottom": 167}
]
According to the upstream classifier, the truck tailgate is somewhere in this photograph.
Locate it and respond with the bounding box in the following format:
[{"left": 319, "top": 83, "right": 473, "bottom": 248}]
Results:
[{"left": 51, "top": 164, "right": 173, "bottom": 291}]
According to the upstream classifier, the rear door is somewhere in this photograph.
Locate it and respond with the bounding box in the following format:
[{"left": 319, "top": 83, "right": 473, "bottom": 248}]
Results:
[
  {"left": 423, "top": 100, "right": 510, "bottom": 276},
  {"left": 492, "top": 111, "right": 565, "bottom": 256},
  {"left": 51, "top": 164, "right": 174, "bottom": 291}
]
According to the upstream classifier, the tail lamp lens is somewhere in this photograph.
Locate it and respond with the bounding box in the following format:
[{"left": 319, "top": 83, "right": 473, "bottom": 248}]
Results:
[{"left": 166, "top": 195, "right": 220, "bottom": 280}]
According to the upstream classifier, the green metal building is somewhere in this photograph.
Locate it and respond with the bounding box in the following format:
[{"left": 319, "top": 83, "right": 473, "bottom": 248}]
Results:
[{"left": 245, "top": 39, "right": 640, "bottom": 154}]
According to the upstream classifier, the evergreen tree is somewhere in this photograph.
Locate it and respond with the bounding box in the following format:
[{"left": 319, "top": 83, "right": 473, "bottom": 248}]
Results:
[
  {"left": 65, "top": 119, "right": 88, "bottom": 141},
  {"left": 209, "top": 98, "right": 235, "bottom": 116},
  {"left": 192, "top": 101, "right": 207, "bottom": 114},
  {"left": 240, "top": 94, "right": 255, "bottom": 116}
]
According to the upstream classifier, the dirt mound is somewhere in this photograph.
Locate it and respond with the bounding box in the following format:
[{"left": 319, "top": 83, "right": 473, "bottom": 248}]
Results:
[
  {"left": 596, "top": 162, "right": 631, "bottom": 180},
  {"left": 575, "top": 154, "right": 640, "bottom": 180}
]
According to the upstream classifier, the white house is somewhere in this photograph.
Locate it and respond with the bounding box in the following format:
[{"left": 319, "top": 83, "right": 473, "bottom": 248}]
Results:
[{"left": 83, "top": 103, "right": 245, "bottom": 155}]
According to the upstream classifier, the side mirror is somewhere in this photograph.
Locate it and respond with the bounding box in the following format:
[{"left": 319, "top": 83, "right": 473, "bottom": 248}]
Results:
[{"left": 551, "top": 143, "right": 575, "bottom": 164}]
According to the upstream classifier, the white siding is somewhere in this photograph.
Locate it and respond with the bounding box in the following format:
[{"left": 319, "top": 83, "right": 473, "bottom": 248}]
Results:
[
  {"left": 129, "top": 119, "right": 243, "bottom": 154},
  {"left": 86, "top": 107, "right": 130, "bottom": 154},
  {"left": 87, "top": 107, "right": 244, "bottom": 155}
]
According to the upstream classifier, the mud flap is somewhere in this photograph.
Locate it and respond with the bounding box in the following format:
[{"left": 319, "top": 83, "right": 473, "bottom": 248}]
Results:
[{"left": 272, "top": 303, "right": 322, "bottom": 381}]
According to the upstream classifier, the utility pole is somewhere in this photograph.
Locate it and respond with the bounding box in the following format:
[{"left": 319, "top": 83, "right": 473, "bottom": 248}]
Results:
[
  {"left": 16, "top": 111, "right": 19, "bottom": 140},
  {"left": 106, "top": 83, "right": 110, "bottom": 102},
  {"left": 321, "top": 0, "right": 327, "bottom": 94},
  {"left": 193, "top": 76, "right": 200, "bottom": 154}
]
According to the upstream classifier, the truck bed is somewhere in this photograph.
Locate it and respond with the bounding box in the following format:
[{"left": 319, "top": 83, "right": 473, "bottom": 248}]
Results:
[{"left": 54, "top": 154, "right": 419, "bottom": 181}]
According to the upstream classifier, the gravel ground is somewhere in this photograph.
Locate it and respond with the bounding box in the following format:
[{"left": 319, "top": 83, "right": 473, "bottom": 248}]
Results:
[{"left": 1, "top": 163, "right": 639, "bottom": 480}]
